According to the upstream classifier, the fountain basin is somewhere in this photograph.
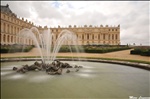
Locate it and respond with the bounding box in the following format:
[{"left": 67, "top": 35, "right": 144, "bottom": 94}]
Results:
[{"left": 1, "top": 61, "right": 149, "bottom": 99}]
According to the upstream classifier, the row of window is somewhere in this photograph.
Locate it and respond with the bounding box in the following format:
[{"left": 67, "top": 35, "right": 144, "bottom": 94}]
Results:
[
  {"left": 51, "top": 34, "right": 118, "bottom": 41},
  {"left": 51, "top": 28, "right": 118, "bottom": 32},
  {"left": 80, "top": 34, "right": 118, "bottom": 40},
  {"left": 1, "top": 34, "right": 33, "bottom": 45},
  {"left": 2, "top": 14, "right": 32, "bottom": 27},
  {"left": 1, "top": 22, "right": 20, "bottom": 34},
  {"left": 86, "top": 41, "right": 119, "bottom": 44},
  {"left": 3, "top": 14, "right": 20, "bottom": 25}
]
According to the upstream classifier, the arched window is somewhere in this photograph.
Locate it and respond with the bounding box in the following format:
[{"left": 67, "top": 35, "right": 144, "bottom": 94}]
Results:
[
  {"left": 87, "top": 34, "right": 89, "bottom": 40},
  {"left": 98, "top": 34, "right": 100, "bottom": 39},
  {"left": 11, "top": 36, "right": 13, "bottom": 43},
  {"left": 7, "top": 24, "right": 9, "bottom": 33},
  {"left": 112, "top": 34, "right": 114, "bottom": 40},
  {"left": 11, "top": 26, "right": 13, "bottom": 34},
  {"left": 18, "top": 28, "right": 20, "bottom": 33},
  {"left": 14, "top": 36, "right": 16, "bottom": 43},
  {"left": 56, "top": 34, "right": 57, "bottom": 39},
  {"left": 4, "top": 23, "right": 6, "bottom": 32},
  {"left": 3, "top": 34, "right": 6, "bottom": 42},
  {"left": 14, "top": 27, "right": 16, "bottom": 34},
  {"left": 116, "top": 34, "right": 118, "bottom": 40},
  {"left": 82, "top": 34, "right": 84, "bottom": 40},
  {"left": 7, "top": 35, "right": 10, "bottom": 43},
  {"left": 103, "top": 34, "right": 105, "bottom": 40},
  {"left": 92, "top": 34, "right": 94, "bottom": 39}
]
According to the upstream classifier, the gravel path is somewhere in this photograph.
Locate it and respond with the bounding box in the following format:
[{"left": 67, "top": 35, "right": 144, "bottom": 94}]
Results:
[{"left": 1, "top": 48, "right": 150, "bottom": 62}]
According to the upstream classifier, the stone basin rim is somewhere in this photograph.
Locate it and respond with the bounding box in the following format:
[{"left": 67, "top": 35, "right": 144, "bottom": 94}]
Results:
[{"left": 1, "top": 58, "right": 150, "bottom": 71}]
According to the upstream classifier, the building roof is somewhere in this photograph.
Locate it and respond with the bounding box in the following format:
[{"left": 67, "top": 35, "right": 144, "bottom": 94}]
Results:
[{"left": 1, "top": 4, "right": 16, "bottom": 17}]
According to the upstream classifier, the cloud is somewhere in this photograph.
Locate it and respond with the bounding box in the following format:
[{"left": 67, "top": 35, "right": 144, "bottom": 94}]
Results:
[
  {"left": 1, "top": 1, "right": 32, "bottom": 18},
  {"left": 1, "top": 1, "right": 149, "bottom": 45}
]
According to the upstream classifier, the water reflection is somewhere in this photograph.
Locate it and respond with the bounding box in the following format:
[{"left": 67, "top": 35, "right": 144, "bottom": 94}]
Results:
[
  {"left": 8, "top": 74, "right": 25, "bottom": 80},
  {"left": 28, "top": 75, "right": 53, "bottom": 83},
  {"left": 1, "top": 71, "right": 14, "bottom": 76},
  {"left": 1, "top": 61, "right": 149, "bottom": 98}
]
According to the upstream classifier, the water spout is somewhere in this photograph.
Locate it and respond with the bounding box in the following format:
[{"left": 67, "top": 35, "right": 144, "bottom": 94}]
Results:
[{"left": 18, "top": 27, "right": 81, "bottom": 63}]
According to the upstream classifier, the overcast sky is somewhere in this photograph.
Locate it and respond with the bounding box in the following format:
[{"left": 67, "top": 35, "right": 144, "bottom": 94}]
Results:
[{"left": 1, "top": 1, "right": 150, "bottom": 45}]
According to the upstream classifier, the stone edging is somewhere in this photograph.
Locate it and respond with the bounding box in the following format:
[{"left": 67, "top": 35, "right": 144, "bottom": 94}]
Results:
[{"left": 1, "top": 58, "right": 150, "bottom": 71}]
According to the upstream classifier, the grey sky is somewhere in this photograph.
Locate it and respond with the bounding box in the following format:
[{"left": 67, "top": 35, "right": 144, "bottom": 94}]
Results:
[{"left": 1, "top": 1, "right": 150, "bottom": 45}]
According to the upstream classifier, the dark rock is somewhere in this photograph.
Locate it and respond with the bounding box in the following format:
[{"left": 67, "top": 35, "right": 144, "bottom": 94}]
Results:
[
  {"left": 13, "top": 60, "right": 81, "bottom": 75},
  {"left": 66, "top": 69, "right": 70, "bottom": 73},
  {"left": 75, "top": 68, "right": 79, "bottom": 72},
  {"left": 74, "top": 65, "right": 78, "bottom": 68},
  {"left": 78, "top": 66, "right": 83, "bottom": 68},
  {"left": 13, "top": 67, "right": 18, "bottom": 71}
]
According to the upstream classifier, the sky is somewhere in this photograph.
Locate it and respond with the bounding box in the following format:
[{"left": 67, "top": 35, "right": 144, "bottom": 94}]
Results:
[{"left": 1, "top": 1, "right": 150, "bottom": 46}]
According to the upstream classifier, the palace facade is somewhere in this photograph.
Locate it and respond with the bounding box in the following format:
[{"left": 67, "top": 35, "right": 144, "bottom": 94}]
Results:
[{"left": 1, "top": 4, "right": 120, "bottom": 46}]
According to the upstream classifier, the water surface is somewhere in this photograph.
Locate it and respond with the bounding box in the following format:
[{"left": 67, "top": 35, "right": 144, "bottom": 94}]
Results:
[{"left": 1, "top": 61, "right": 150, "bottom": 99}]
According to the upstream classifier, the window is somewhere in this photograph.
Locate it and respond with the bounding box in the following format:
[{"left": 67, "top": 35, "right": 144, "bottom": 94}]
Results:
[
  {"left": 103, "top": 34, "right": 105, "bottom": 40},
  {"left": 11, "top": 36, "right": 13, "bottom": 42},
  {"left": 98, "top": 34, "right": 100, "bottom": 39},
  {"left": 7, "top": 25, "right": 9, "bottom": 33},
  {"left": 92, "top": 34, "right": 94, "bottom": 39},
  {"left": 87, "top": 34, "right": 89, "bottom": 39},
  {"left": 108, "top": 35, "right": 110, "bottom": 39},
  {"left": 7, "top": 35, "right": 10, "bottom": 43},
  {"left": 112, "top": 34, "right": 114, "bottom": 40},
  {"left": 82, "top": 34, "right": 84, "bottom": 39},
  {"left": 4, "top": 23, "right": 6, "bottom": 32},
  {"left": 3, "top": 34, "right": 6, "bottom": 42}
]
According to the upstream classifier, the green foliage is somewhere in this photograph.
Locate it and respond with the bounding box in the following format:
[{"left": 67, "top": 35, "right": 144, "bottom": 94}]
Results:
[
  {"left": 130, "top": 48, "right": 150, "bottom": 56},
  {"left": 58, "top": 45, "right": 131, "bottom": 53},
  {"left": 84, "top": 46, "right": 131, "bottom": 53},
  {"left": 59, "top": 45, "right": 78, "bottom": 52},
  {"left": 1, "top": 45, "right": 34, "bottom": 53}
]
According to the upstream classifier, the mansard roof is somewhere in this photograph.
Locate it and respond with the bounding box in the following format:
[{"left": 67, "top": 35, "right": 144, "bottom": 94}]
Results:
[{"left": 1, "top": 4, "right": 16, "bottom": 17}]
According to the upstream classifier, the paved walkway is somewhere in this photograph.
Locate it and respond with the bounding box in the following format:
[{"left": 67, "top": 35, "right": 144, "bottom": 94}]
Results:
[{"left": 1, "top": 48, "right": 150, "bottom": 62}]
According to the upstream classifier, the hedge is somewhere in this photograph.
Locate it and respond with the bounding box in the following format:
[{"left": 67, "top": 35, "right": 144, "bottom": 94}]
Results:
[
  {"left": 130, "top": 48, "right": 150, "bottom": 56},
  {"left": 1, "top": 45, "right": 34, "bottom": 53},
  {"left": 58, "top": 45, "right": 131, "bottom": 53},
  {"left": 84, "top": 47, "right": 131, "bottom": 53}
]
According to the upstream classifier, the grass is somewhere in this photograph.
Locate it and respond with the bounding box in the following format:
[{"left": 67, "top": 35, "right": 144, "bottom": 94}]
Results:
[{"left": 1, "top": 56, "right": 150, "bottom": 65}]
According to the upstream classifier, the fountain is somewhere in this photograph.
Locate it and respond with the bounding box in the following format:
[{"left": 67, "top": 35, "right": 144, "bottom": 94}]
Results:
[
  {"left": 1, "top": 27, "right": 149, "bottom": 98},
  {"left": 12, "top": 27, "right": 83, "bottom": 75}
]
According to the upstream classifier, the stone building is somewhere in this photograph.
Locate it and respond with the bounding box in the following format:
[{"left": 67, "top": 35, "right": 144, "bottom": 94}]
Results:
[
  {"left": 0, "top": 4, "right": 46, "bottom": 45},
  {"left": 1, "top": 4, "right": 120, "bottom": 46},
  {"left": 50, "top": 25, "right": 120, "bottom": 45}
]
